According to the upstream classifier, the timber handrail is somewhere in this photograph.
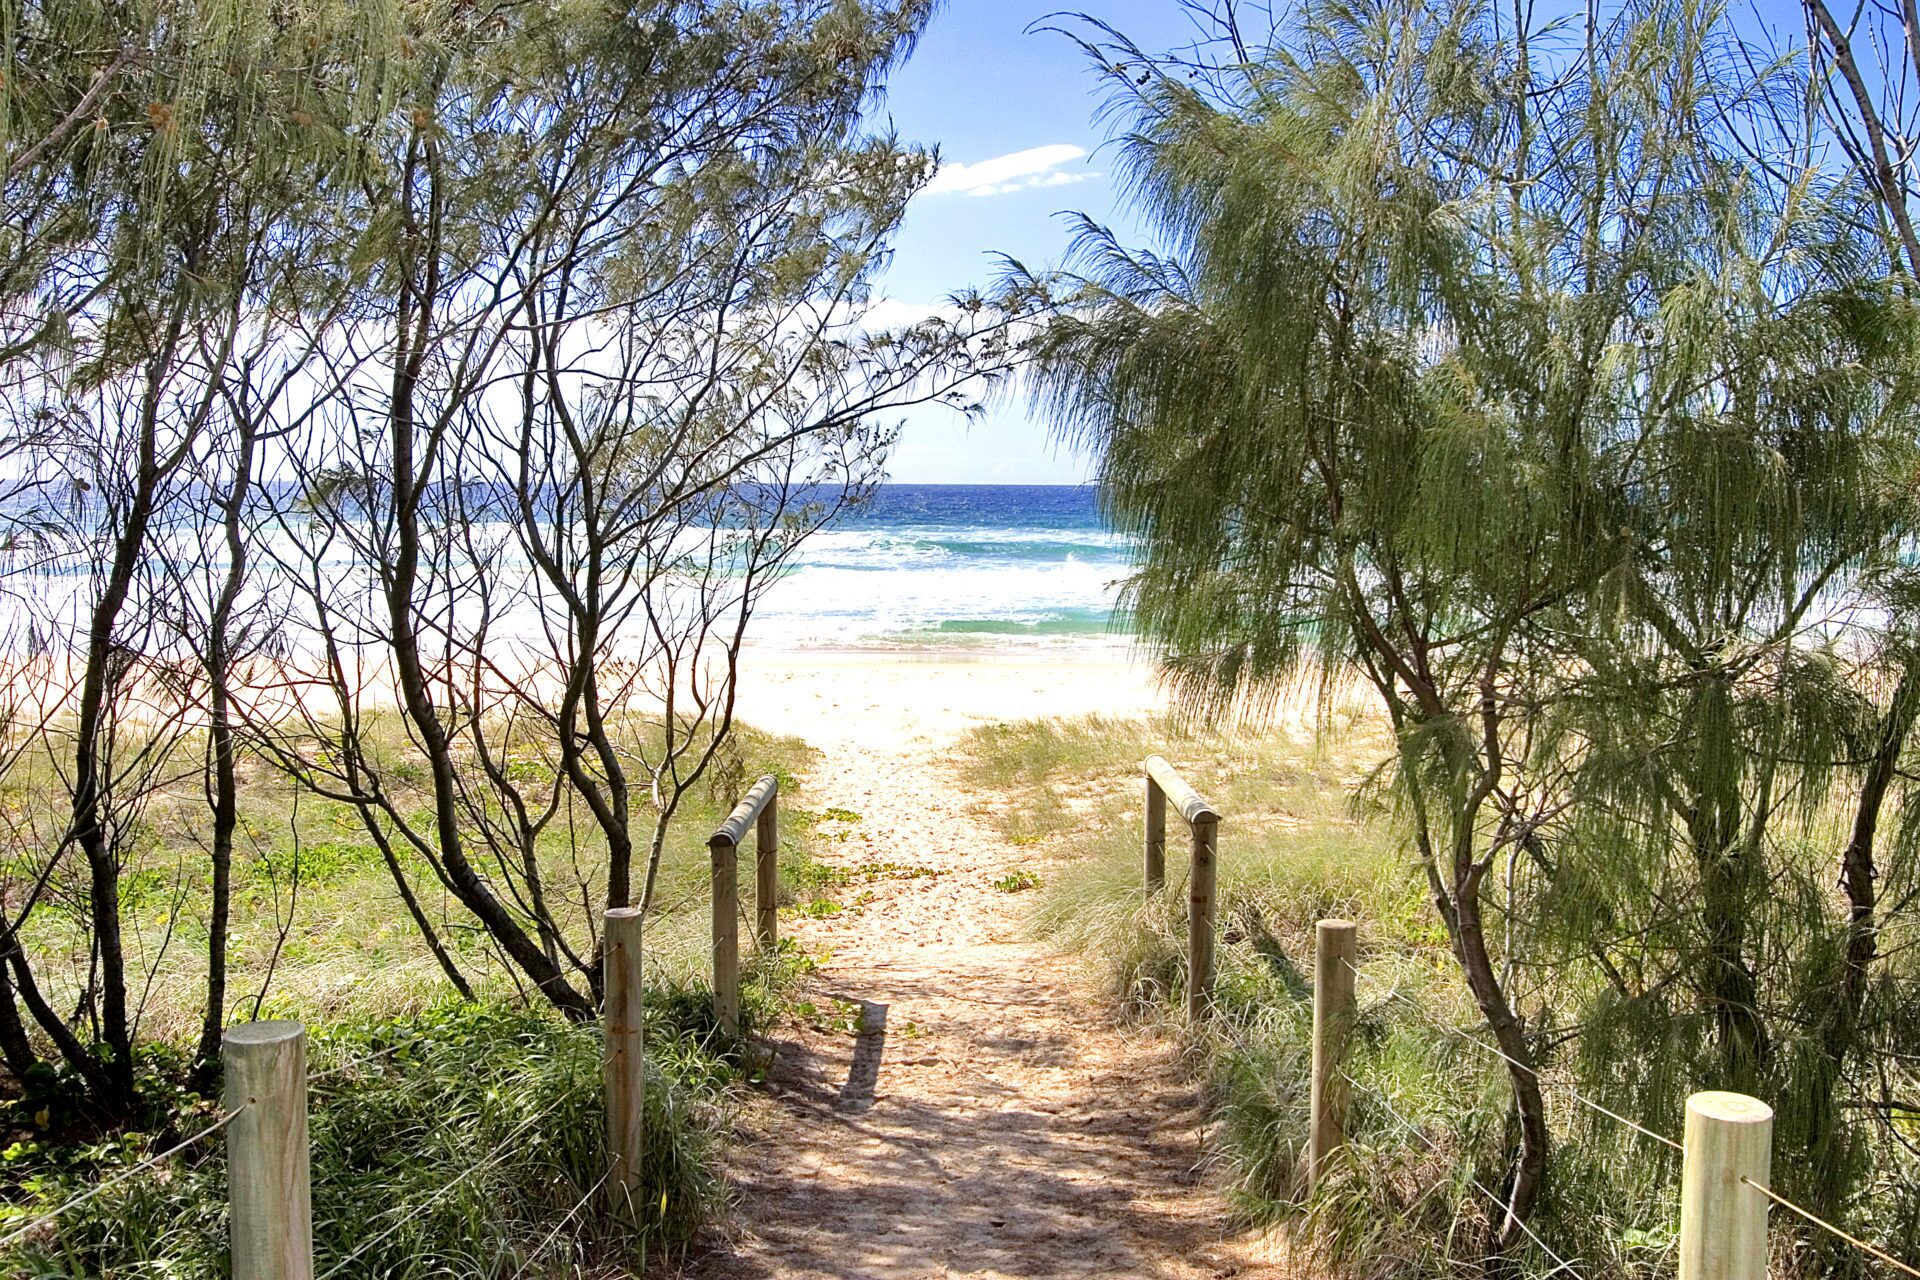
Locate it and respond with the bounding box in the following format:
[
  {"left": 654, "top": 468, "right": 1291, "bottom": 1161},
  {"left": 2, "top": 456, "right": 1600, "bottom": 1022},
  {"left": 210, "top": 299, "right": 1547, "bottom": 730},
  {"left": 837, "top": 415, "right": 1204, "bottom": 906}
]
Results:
[
  {"left": 1144, "top": 754, "right": 1219, "bottom": 826},
  {"left": 712, "top": 775, "right": 778, "bottom": 848},
  {"left": 707, "top": 774, "right": 780, "bottom": 1036},
  {"left": 1142, "top": 755, "right": 1220, "bottom": 1022}
]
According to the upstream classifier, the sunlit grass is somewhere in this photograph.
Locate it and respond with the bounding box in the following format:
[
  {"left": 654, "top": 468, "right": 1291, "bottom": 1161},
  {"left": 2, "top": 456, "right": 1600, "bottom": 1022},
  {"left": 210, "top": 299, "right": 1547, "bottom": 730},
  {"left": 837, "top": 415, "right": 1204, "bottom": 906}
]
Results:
[
  {"left": 957, "top": 713, "right": 1687, "bottom": 1280},
  {"left": 0, "top": 716, "right": 835, "bottom": 1276}
]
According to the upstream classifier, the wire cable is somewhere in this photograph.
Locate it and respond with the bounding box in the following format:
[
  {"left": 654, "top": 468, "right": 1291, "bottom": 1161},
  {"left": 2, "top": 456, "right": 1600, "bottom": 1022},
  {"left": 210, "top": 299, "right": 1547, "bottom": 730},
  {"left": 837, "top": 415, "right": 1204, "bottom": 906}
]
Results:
[
  {"left": 1345, "top": 959, "right": 1684, "bottom": 1153},
  {"left": 508, "top": 1165, "right": 613, "bottom": 1280},
  {"left": 1340, "top": 1068, "right": 1587, "bottom": 1280},
  {"left": 0, "top": 1104, "right": 249, "bottom": 1252},
  {"left": 1739, "top": 1177, "right": 1920, "bottom": 1279},
  {"left": 308, "top": 1026, "right": 440, "bottom": 1083},
  {"left": 315, "top": 1085, "right": 584, "bottom": 1280}
]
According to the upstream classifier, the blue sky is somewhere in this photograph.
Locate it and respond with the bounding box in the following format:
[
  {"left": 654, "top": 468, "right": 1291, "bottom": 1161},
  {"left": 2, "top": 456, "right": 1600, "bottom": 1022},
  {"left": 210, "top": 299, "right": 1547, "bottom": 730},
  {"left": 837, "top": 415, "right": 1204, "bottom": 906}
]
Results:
[
  {"left": 870, "top": 2, "right": 1198, "bottom": 485},
  {"left": 866, "top": 0, "right": 1818, "bottom": 485}
]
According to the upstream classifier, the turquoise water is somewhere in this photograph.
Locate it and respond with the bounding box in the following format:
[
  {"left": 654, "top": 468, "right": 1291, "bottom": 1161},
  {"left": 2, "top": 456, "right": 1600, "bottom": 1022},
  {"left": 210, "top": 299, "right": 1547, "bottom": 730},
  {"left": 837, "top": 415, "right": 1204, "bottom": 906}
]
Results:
[
  {"left": 6, "top": 483, "right": 1134, "bottom": 655},
  {"left": 755, "top": 484, "right": 1134, "bottom": 648}
]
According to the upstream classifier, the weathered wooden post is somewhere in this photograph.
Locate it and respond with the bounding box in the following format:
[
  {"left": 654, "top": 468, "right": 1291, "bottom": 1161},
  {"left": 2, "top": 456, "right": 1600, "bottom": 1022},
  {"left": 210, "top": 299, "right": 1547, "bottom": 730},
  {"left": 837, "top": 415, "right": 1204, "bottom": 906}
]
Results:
[
  {"left": 224, "top": 1021, "right": 312, "bottom": 1280},
  {"left": 709, "top": 775, "right": 777, "bottom": 1037},
  {"left": 1309, "top": 918, "right": 1358, "bottom": 1189},
  {"left": 1144, "top": 765, "right": 1167, "bottom": 893},
  {"left": 709, "top": 833, "right": 740, "bottom": 1037},
  {"left": 1680, "top": 1091, "right": 1773, "bottom": 1280},
  {"left": 756, "top": 785, "right": 779, "bottom": 951},
  {"left": 603, "top": 907, "right": 645, "bottom": 1218},
  {"left": 1145, "top": 756, "right": 1220, "bottom": 1022},
  {"left": 1188, "top": 813, "right": 1217, "bottom": 1022}
]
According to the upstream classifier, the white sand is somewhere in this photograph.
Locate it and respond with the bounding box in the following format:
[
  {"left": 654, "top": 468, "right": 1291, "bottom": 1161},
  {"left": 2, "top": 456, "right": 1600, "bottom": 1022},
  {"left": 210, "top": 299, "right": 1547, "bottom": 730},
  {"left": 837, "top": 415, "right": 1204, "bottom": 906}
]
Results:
[
  {"left": 736, "top": 643, "right": 1168, "bottom": 749},
  {"left": 689, "top": 645, "right": 1293, "bottom": 1279}
]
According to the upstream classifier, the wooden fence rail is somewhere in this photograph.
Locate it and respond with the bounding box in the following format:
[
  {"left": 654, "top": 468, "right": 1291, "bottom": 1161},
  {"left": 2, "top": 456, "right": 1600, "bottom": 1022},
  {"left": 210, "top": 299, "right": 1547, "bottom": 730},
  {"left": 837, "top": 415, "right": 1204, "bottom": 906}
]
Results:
[
  {"left": 193, "top": 772, "right": 786, "bottom": 1275},
  {"left": 1142, "top": 755, "right": 1220, "bottom": 1022},
  {"left": 708, "top": 774, "right": 780, "bottom": 1037},
  {"left": 205, "top": 898, "right": 690, "bottom": 1276},
  {"left": 1141, "top": 749, "right": 1814, "bottom": 1279}
]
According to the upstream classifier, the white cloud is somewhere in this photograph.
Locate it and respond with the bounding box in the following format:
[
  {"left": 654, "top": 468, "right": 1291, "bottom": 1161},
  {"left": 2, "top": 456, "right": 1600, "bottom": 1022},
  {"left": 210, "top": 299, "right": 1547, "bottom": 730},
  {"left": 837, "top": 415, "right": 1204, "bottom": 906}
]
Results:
[
  {"left": 858, "top": 298, "right": 963, "bottom": 330},
  {"left": 924, "top": 144, "right": 1097, "bottom": 198}
]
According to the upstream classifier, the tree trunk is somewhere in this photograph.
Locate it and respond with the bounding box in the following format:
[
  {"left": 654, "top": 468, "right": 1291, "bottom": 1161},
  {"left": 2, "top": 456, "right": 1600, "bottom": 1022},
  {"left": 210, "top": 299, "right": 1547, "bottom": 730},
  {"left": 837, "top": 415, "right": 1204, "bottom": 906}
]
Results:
[
  {"left": 1688, "top": 679, "right": 1768, "bottom": 1091},
  {"left": 191, "top": 411, "right": 258, "bottom": 1091},
  {"left": 1690, "top": 807, "right": 1767, "bottom": 1089},
  {"left": 1800, "top": 657, "right": 1918, "bottom": 1216},
  {"left": 1454, "top": 863, "right": 1550, "bottom": 1254},
  {"left": 375, "top": 184, "right": 591, "bottom": 1018},
  {"left": 67, "top": 384, "right": 177, "bottom": 1113},
  {"left": 0, "top": 966, "right": 37, "bottom": 1081}
]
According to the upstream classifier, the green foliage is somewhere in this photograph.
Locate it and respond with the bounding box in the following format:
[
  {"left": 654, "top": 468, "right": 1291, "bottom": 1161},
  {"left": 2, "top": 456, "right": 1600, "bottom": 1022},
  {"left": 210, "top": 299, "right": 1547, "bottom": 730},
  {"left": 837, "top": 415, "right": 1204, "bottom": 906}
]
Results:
[
  {"left": 1024, "top": 0, "right": 1920, "bottom": 1267},
  {"left": 792, "top": 996, "right": 868, "bottom": 1037},
  {"left": 0, "top": 1001, "right": 730, "bottom": 1277}
]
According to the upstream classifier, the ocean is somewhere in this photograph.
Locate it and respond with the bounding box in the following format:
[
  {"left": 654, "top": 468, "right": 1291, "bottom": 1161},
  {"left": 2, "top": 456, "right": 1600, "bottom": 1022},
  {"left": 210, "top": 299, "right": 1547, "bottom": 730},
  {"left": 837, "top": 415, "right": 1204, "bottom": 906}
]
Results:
[
  {"left": 754, "top": 484, "right": 1134, "bottom": 650},
  {"left": 2, "top": 482, "right": 1135, "bottom": 658}
]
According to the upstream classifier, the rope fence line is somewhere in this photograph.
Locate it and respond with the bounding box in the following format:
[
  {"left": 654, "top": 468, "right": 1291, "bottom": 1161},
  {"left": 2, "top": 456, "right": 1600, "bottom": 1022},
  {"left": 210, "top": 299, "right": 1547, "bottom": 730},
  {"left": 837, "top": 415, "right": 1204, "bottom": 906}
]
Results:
[
  {"left": 1331, "top": 956, "right": 1920, "bottom": 1277},
  {"left": 1137, "top": 747, "right": 1920, "bottom": 1280},
  {"left": 314, "top": 1082, "right": 588, "bottom": 1280},
  {"left": 1341, "top": 957, "right": 1685, "bottom": 1154},
  {"left": 1338, "top": 1067, "right": 1589, "bottom": 1279},
  {"left": 0, "top": 1103, "right": 250, "bottom": 1252},
  {"left": 307, "top": 1021, "right": 455, "bottom": 1084},
  {"left": 3, "top": 900, "right": 737, "bottom": 1276},
  {"left": 1742, "top": 1177, "right": 1920, "bottom": 1279},
  {"left": 3, "top": 901, "right": 672, "bottom": 1280}
]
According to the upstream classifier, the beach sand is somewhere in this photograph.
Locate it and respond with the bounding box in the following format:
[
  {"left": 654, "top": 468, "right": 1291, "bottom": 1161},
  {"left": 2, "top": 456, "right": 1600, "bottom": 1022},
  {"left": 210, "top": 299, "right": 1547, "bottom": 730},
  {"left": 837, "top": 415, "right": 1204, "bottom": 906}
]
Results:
[
  {"left": 692, "top": 645, "right": 1292, "bottom": 1279},
  {"left": 737, "top": 643, "right": 1167, "bottom": 748}
]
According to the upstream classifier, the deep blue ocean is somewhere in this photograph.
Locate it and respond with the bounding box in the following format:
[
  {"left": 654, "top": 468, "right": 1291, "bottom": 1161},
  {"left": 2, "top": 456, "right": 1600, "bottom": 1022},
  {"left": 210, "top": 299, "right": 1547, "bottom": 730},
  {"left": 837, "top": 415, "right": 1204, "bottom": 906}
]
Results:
[{"left": 755, "top": 484, "right": 1133, "bottom": 648}]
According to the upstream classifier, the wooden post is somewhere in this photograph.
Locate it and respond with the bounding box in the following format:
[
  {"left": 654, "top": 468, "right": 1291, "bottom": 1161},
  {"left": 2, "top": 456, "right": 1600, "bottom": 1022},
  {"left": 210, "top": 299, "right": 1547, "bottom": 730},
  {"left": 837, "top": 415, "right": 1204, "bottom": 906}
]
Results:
[
  {"left": 224, "top": 1021, "right": 312, "bottom": 1280},
  {"left": 710, "top": 835, "right": 739, "bottom": 1037},
  {"left": 1144, "top": 772, "right": 1166, "bottom": 893},
  {"left": 603, "top": 907, "right": 645, "bottom": 1218},
  {"left": 1146, "top": 756, "right": 1221, "bottom": 1023},
  {"left": 1309, "top": 919, "right": 1358, "bottom": 1189},
  {"left": 756, "top": 787, "right": 779, "bottom": 951},
  {"left": 1680, "top": 1091, "right": 1773, "bottom": 1280},
  {"left": 706, "top": 775, "right": 776, "bottom": 1037},
  {"left": 1188, "top": 815, "right": 1217, "bottom": 1023}
]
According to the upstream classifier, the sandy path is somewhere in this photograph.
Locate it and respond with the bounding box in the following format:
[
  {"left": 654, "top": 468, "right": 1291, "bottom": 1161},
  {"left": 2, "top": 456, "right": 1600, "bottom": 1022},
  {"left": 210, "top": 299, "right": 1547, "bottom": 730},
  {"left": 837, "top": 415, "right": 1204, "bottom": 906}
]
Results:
[{"left": 685, "top": 653, "right": 1286, "bottom": 1279}]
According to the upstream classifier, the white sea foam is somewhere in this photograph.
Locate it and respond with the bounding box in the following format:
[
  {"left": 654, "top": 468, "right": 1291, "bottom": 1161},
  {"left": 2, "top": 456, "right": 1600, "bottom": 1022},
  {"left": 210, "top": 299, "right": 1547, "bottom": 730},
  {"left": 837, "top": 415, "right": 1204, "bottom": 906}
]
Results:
[
  {"left": 6, "top": 485, "right": 1134, "bottom": 657},
  {"left": 753, "top": 486, "right": 1134, "bottom": 648}
]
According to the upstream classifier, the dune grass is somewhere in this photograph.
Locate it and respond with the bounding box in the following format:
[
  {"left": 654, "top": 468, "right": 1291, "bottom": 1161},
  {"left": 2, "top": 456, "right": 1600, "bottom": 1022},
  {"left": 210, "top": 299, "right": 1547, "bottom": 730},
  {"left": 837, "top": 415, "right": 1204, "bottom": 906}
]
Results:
[
  {"left": 0, "top": 719, "right": 841, "bottom": 1277},
  {"left": 956, "top": 714, "right": 1685, "bottom": 1280}
]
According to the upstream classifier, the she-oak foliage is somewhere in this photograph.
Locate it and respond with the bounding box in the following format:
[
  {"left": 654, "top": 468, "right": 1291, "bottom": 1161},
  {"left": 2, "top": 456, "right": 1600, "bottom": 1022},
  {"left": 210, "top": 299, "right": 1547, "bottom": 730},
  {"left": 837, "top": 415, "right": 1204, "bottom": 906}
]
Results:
[
  {"left": 0, "top": 0, "right": 1021, "bottom": 1123},
  {"left": 1028, "top": 0, "right": 1920, "bottom": 1265}
]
